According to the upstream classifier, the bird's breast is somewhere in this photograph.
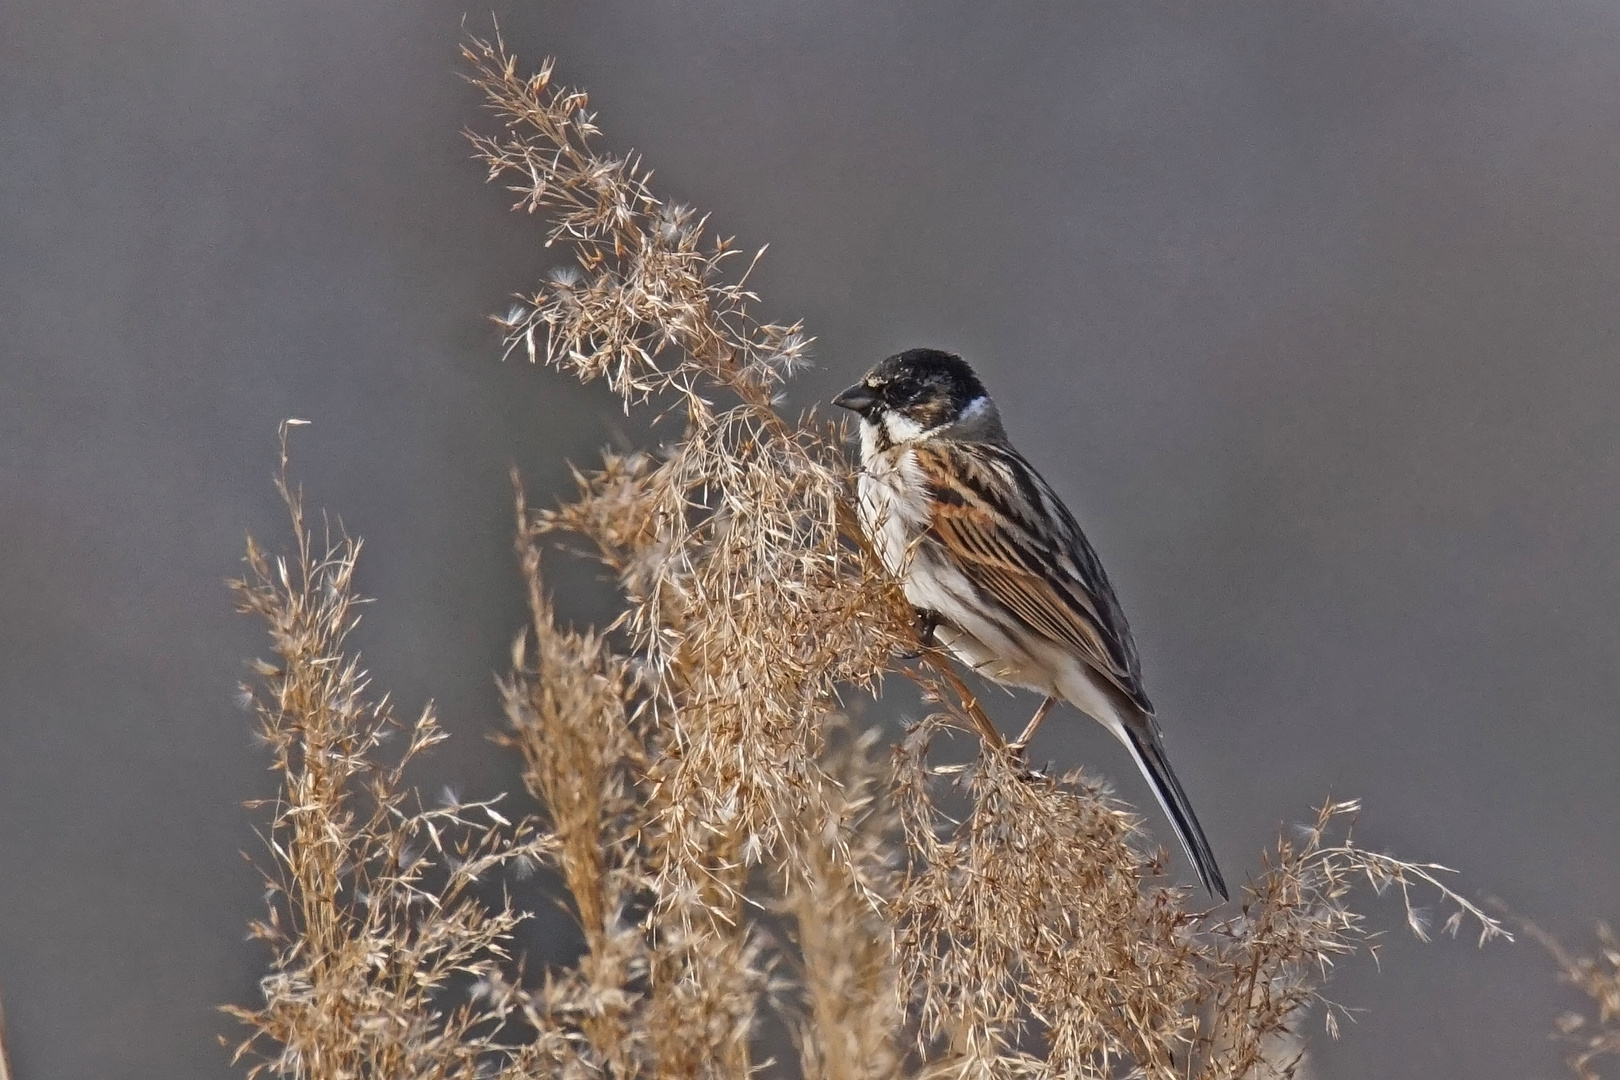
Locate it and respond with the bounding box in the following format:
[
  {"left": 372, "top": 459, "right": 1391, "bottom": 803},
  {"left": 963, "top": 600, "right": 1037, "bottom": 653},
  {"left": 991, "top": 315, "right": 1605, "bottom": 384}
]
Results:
[{"left": 856, "top": 446, "right": 932, "bottom": 579}]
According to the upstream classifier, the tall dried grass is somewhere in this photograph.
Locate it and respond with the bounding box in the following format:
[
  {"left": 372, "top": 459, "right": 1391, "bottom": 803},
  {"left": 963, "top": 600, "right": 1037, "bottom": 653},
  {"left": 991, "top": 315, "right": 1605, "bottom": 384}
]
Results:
[
  {"left": 1531, "top": 923, "right": 1620, "bottom": 1079},
  {"left": 224, "top": 34, "right": 1508, "bottom": 1080}
]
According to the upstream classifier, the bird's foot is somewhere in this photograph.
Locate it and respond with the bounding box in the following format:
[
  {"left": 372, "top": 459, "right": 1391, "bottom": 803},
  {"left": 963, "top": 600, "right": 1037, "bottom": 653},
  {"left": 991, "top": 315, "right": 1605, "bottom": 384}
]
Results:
[{"left": 893, "top": 609, "right": 942, "bottom": 660}]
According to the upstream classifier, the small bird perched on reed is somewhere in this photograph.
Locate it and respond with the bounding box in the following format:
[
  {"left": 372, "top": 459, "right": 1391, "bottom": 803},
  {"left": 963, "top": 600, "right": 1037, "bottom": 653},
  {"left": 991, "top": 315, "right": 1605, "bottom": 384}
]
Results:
[{"left": 835, "top": 348, "right": 1227, "bottom": 899}]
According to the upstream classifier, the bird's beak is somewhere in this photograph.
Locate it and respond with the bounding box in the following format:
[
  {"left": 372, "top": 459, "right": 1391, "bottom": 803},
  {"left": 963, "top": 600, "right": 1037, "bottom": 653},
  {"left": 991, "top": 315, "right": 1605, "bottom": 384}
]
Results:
[{"left": 833, "top": 383, "right": 879, "bottom": 415}]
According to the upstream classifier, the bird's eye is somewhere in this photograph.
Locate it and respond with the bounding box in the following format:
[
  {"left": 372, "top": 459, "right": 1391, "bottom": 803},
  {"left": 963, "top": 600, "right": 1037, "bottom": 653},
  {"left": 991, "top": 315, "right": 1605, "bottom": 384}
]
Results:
[{"left": 888, "top": 378, "right": 925, "bottom": 406}]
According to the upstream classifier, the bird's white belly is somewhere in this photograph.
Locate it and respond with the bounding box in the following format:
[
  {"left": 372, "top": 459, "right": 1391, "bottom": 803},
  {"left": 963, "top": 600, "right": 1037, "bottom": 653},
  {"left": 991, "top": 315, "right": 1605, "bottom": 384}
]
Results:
[
  {"left": 856, "top": 442, "right": 1132, "bottom": 741},
  {"left": 857, "top": 452, "right": 1057, "bottom": 696},
  {"left": 932, "top": 587, "right": 1128, "bottom": 740}
]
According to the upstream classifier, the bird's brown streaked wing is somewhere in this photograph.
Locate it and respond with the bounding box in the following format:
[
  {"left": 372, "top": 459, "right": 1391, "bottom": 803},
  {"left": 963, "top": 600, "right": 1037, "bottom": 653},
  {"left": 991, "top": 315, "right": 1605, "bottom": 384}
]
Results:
[{"left": 915, "top": 442, "right": 1152, "bottom": 713}]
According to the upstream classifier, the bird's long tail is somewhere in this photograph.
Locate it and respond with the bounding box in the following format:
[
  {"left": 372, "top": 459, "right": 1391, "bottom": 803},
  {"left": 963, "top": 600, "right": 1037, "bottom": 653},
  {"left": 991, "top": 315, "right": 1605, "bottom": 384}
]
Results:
[{"left": 1119, "top": 717, "right": 1228, "bottom": 900}]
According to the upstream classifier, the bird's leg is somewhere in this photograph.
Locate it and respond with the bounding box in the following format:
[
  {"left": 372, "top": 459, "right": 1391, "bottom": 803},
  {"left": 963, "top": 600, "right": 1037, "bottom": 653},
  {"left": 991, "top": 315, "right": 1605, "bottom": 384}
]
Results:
[
  {"left": 894, "top": 608, "right": 942, "bottom": 660},
  {"left": 1009, "top": 695, "right": 1059, "bottom": 753},
  {"left": 915, "top": 608, "right": 941, "bottom": 648}
]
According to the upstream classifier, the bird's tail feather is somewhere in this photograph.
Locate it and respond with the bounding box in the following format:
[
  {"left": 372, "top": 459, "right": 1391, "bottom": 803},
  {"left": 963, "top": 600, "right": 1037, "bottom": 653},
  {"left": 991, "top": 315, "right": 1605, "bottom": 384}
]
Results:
[{"left": 1120, "top": 719, "right": 1228, "bottom": 900}]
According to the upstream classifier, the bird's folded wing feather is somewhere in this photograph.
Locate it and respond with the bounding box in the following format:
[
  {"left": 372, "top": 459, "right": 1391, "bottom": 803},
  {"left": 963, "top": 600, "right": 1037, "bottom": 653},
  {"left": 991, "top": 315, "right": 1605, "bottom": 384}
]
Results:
[{"left": 915, "top": 442, "right": 1152, "bottom": 713}]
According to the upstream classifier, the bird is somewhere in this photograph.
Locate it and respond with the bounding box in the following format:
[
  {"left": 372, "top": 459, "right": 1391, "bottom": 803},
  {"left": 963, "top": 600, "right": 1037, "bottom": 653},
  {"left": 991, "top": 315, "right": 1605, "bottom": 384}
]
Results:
[{"left": 834, "top": 348, "right": 1228, "bottom": 899}]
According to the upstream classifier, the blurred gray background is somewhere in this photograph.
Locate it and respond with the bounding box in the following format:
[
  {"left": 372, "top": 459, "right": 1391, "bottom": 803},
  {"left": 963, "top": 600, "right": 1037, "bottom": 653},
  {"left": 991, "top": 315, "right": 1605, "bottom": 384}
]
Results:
[{"left": 4, "top": 0, "right": 1619, "bottom": 1076}]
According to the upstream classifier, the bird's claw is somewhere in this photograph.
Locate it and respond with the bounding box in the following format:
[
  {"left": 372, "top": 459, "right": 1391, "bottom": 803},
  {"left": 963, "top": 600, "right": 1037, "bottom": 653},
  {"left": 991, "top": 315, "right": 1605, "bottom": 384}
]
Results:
[{"left": 893, "top": 609, "right": 942, "bottom": 661}]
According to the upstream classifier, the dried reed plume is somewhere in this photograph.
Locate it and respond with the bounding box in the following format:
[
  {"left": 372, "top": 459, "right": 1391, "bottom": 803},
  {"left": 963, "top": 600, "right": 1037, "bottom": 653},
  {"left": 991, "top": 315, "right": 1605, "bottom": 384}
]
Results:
[
  {"left": 225, "top": 425, "right": 556, "bottom": 1079},
  {"left": 1531, "top": 923, "right": 1620, "bottom": 1079},
  {"left": 224, "top": 33, "right": 1508, "bottom": 1080}
]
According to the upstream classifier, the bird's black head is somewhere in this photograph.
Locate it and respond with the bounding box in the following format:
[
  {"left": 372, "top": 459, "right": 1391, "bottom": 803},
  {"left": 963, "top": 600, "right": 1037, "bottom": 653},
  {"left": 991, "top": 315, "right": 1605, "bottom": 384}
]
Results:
[{"left": 833, "top": 349, "right": 992, "bottom": 437}]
